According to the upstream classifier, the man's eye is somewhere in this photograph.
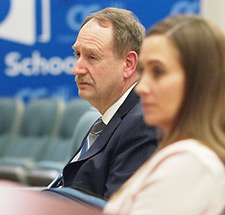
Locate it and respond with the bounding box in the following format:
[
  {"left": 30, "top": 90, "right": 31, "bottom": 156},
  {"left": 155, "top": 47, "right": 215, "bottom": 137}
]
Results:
[
  {"left": 74, "top": 52, "right": 80, "bottom": 59},
  {"left": 89, "top": 55, "right": 96, "bottom": 60}
]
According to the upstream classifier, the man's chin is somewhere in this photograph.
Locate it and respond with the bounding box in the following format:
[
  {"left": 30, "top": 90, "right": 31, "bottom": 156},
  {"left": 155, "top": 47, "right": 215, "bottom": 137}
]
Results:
[{"left": 78, "top": 91, "right": 93, "bottom": 101}]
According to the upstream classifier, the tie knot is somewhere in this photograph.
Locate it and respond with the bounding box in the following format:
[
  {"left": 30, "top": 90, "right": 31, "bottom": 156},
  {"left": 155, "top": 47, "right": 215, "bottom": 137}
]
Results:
[
  {"left": 91, "top": 118, "right": 106, "bottom": 135},
  {"left": 77, "top": 117, "right": 106, "bottom": 160}
]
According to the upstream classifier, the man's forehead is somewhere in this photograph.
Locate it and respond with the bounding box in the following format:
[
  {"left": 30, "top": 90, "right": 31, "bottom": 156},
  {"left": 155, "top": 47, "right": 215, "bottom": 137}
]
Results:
[
  {"left": 80, "top": 19, "right": 113, "bottom": 39},
  {"left": 72, "top": 22, "right": 113, "bottom": 52}
]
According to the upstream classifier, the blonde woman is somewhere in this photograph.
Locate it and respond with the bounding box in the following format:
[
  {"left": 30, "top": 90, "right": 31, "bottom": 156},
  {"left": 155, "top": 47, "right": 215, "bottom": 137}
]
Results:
[{"left": 104, "top": 15, "right": 225, "bottom": 215}]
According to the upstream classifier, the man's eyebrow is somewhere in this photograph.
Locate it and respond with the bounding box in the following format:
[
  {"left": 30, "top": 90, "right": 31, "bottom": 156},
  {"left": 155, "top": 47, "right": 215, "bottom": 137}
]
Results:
[{"left": 71, "top": 45, "right": 103, "bottom": 58}]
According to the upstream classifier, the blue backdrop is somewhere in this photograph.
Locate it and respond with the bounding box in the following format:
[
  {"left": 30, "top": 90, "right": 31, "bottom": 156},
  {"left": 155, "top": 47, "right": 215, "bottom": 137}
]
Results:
[{"left": 0, "top": 0, "right": 200, "bottom": 102}]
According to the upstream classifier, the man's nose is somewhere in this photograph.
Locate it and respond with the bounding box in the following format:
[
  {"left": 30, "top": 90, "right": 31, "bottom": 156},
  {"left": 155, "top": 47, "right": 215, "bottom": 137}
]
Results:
[{"left": 72, "top": 58, "right": 87, "bottom": 75}]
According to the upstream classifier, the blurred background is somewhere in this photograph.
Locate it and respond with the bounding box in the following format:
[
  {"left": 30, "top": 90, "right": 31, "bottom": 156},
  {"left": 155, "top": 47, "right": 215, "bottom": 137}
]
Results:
[
  {"left": 0, "top": 0, "right": 223, "bottom": 103},
  {"left": 0, "top": 0, "right": 203, "bottom": 103}
]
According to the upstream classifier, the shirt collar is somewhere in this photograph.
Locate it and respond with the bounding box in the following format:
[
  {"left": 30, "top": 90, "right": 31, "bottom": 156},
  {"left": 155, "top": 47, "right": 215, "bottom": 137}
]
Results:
[{"left": 101, "top": 82, "right": 137, "bottom": 125}]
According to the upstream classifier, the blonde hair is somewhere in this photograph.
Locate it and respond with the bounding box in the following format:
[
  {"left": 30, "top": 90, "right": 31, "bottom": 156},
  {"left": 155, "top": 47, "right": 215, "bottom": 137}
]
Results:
[{"left": 147, "top": 15, "right": 225, "bottom": 164}]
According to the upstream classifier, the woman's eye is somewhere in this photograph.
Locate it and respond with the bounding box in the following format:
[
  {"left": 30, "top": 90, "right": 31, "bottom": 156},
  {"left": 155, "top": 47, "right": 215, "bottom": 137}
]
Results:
[
  {"left": 138, "top": 67, "right": 144, "bottom": 75},
  {"left": 137, "top": 63, "right": 144, "bottom": 75},
  {"left": 152, "top": 67, "right": 164, "bottom": 78}
]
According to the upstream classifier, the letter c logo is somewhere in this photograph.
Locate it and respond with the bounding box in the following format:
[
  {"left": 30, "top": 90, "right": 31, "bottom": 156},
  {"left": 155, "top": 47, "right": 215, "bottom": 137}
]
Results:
[{"left": 0, "top": 0, "right": 10, "bottom": 23}]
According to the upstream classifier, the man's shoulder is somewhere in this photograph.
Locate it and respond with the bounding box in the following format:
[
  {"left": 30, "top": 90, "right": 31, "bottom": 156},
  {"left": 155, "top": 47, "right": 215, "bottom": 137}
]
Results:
[{"left": 116, "top": 89, "right": 141, "bottom": 117}]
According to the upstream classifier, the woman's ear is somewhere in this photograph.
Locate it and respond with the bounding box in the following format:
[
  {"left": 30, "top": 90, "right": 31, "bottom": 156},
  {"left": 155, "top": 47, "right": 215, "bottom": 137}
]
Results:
[{"left": 123, "top": 51, "right": 138, "bottom": 79}]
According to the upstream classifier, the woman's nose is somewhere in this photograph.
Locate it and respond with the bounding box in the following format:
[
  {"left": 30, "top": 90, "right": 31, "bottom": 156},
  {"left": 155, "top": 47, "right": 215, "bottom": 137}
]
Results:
[{"left": 135, "top": 75, "right": 151, "bottom": 96}]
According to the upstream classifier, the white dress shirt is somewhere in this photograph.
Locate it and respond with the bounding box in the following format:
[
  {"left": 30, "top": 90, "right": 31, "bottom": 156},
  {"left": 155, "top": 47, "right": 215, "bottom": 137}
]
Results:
[{"left": 102, "top": 82, "right": 137, "bottom": 125}]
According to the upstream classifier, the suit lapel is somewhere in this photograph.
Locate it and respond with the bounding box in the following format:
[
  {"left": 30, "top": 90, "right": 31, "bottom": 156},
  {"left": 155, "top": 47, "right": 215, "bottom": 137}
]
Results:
[
  {"left": 78, "top": 112, "right": 121, "bottom": 160},
  {"left": 69, "top": 89, "right": 140, "bottom": 162}
]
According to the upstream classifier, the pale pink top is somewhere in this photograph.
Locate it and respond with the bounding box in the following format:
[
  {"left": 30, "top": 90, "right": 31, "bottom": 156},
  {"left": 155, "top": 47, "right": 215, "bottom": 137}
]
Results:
[{"left": 104, "top": 139, "right": 225, "bottom": 215}]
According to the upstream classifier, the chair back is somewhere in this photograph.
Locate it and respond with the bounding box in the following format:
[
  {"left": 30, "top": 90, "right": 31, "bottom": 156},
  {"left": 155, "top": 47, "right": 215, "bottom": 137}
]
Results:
[{"left": 0, "top": 98, "right": 24, "bottom": 157}]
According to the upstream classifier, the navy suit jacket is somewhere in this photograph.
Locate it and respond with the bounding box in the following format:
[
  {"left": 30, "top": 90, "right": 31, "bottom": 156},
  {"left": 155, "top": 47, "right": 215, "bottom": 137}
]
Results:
[{"left": 61, "top": 90, "right": 157, "bottom": 199}]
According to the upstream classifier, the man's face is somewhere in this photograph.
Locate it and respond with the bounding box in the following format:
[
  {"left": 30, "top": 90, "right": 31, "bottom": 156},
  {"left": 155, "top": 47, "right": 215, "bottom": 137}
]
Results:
[{"left": 72, "top": 19, "right": 125, "bottom": 114}]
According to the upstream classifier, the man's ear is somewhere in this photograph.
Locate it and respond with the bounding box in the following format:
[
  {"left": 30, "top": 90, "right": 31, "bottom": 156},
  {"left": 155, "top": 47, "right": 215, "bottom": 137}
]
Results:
[{"left": 123, "top": 51, "right": 138, "bottom": 79}]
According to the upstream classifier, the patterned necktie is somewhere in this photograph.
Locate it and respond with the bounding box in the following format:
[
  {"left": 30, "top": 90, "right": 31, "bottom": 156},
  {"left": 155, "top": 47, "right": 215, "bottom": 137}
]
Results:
[{"left": 78, "top": 117, "right": 106, "bottom": 159}]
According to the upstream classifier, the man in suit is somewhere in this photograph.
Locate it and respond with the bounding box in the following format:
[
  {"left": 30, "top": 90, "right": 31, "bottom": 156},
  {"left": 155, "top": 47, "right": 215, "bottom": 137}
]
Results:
[{"left": 49, "top": 7, "right": 157, "bottom": 199}]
